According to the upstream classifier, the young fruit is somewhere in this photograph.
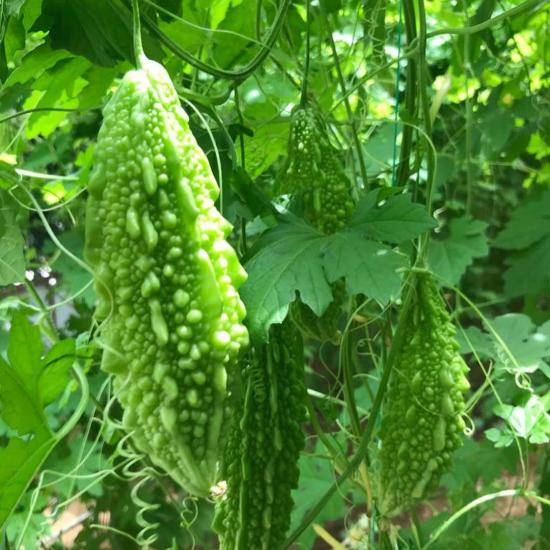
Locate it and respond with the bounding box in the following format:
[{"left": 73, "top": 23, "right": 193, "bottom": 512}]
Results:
[
  {"left": 377, "top": 273, "right": 470, "bottom": 517},
  {"left": 213, "top": 321, "right": 306, "bottom": 549}
]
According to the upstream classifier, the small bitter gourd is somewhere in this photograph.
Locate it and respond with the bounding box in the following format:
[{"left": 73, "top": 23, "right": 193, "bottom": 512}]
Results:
[
  {"left": 377, "top": 273, "right": 470, "bottom": 518},
  {"left": 84, "top": 57, "right": 248, "bottom": 497},
  {"left": 213, "top": 320, "right": 306, "bottom": 549},
  {"left": 282, "top": 105, "right": 355, "bottom": 340},
  {"left": 282, "top": 104, "right": 355, "bottom": 234}
]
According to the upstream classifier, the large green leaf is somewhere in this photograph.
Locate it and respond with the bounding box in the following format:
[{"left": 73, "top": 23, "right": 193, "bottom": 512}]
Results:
[
  {"left": 33, "top": 0, "right": 134, "bottom": 67},
  {"left": 241, "top": 216, "right": 407, "bottom": 341},
  {"left": 0, "top": 313, "right": 75, "bottom": 531},
  {"left": 241, "top": 221, "right": 332, "bottom": 341},
  {"left": 350, "top": 191, "right": 436, "bottom": 243},
  {"left": 2, "top": 43, "right": 71, "bottom": 88},
  {"left": 494, "top": 191, "right": 550, "bottom": 297},
  {"left": 24, "top": 57, "right": 91, "bottom": 138},
  {"left": 494, "top": 191, "right": 550, "bottom": 250},
  {"left": 427, "top": 216, "right": 488, "bottom": 285},
  {"left": 501, "top": 236, "right": 550, "bottom": 297},
  {"left": 323, "top": 231, "right": 406, "bottom": 301}
]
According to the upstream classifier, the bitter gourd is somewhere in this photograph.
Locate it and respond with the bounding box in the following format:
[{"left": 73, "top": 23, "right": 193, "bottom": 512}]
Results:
[
  {"left": 282, "top": 104, "right": 355, "bottom": 234},
  {"left": 377, "top": 273, "right": 470, "bottom": 518},
  {"left": 282, "top": 105, "right": 355, "bottom": 340},
  {"left": 213, "top": 321, "right": 306, "bottom": 549},
  {"left": 84, "top": 57, "right": 248, "bottom": 497}
]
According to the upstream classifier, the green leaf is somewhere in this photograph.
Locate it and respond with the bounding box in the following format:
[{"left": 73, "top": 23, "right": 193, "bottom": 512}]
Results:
[
  {"left": 442, "top": 438, "right": 517, "bottom": 491},
  {"left": 0, "top": 315, "right": 76, "bottom": 530},
  {"left": 211, "top": 0, "right": 232, "bottom": 29},
  {"left": 0, "top": 191, "right": 25, "bottom": 286},
  {"left": 243, "top": 121, "right": 290, "bottom": 179},
  {"left": 485, "top": 426, "right": 515, "bottom": 448},
  {"left": 2, "top": 43, "right": 70, "bottom": 88},
  {"left": 5, "top": 0, "right": 26, "bottom": 17},
  {"left": 3, "top": 16, "right": 26, "bottom": 60},
  {"left": 0, "top": 351, "right": 53, "bottom": 529},
  {"left": 479, "top": 516, "right": 540, "bottom": 550},
  {"left": 241, "top": 220, "right": 406, "bottom": 340},
  {"left": 7, "top": 312, "right": 43, "bottom": 398},
  {"left": 490, "top": 314, "right": 550, "bottom": 376},
  {"left": 34, "top": 0, "right": 134, "bottom": 67},
  {"left": 350, "top": 191, "right": 436, "bottom": 243},
  {"left": 494, "top": 191, "right": 550, "bottom": 297},
  {"left": 501, "top": 235, "right": 550, "bottom": 297},
  {"left": 427, "top": 216, "right": 488, "bottom": 285},
  {"left": 362, "top": 123, "right": 398, "bottom": 175},
  {"left": 24, "top": 57, "right": 91, "bottom": 138},
  {"left": 39, "top": 339, "right": 75, "bottom": 405},
  {"left": 324, "top": 230, "right": 406, "bottom": 301},
  {"left": 158, "top": 11, "right": 204, "bottom": 58},
  {"left": 493, "top": 395, "right": 550, "bottom": 445},
  {"left": 494, "top": 190, "right": 550, "bottom": 250},
  {"left": 457, "top": 326, "right": 494, "bottom": 357},
  {"left": 241, "top": 222, "right": 331, "bottom": 341}
]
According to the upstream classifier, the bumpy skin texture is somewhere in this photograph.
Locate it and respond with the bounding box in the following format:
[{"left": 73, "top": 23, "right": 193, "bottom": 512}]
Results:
[
  {"left": 84, "top": 58, "right": 248, "bottom": 496},
  {"left": 282, "top": 105, "right": 355, "bottom": 234},
  {"left": 283, "top": 105, "right": 355, "bottom": 340},
  {"left": 213, "top": 321, "right": 306, "bottom": 550},
  {"left": 377, "top": 273, "right": 470, "bottom": 518}
]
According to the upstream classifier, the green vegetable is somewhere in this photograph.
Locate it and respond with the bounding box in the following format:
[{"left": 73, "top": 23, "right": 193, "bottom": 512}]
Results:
[
  {"left": 213, "top": 321, "right": 306, "bottom": 549},
  {"left": 282, "top": 105, "right": 355, "bottom": 340},
  {"left": 84, "top": 57, "right": 248, "bottom": 497},
  {"left": 282, "top": 105, "right": 355, "bottom": 234},
  {"left": 377, "top": 273, "right": 470, "bottom": 518}
]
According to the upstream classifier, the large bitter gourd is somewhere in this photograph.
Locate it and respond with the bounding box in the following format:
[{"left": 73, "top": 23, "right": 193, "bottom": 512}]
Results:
[
  {"left": 213, "top": 321, "right": 306, "bottom": 549},
  {"left": 377, "top": 273, "right": 470, "bottom": 518},
  {"left": 84, "top": 57, "right": 248, "bottom": 497}
]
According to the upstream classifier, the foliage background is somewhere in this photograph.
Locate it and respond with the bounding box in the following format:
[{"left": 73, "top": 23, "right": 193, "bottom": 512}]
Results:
[{"left": 0, "top": 0, "right": 549, "bottom": 548}]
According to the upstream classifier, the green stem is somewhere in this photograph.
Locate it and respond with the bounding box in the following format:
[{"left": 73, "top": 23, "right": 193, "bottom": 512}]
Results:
[
  {"left": 233, "top": 86, "right": 249, "bottom": 256},
  {"left": 0, "top": 108, "right": 82, "bottom": 124},
  {"left": 305, "top": 395, "right": 349, "bottom": 474},
  {"left": 330, "top": 43, "right": 419, "bottom": 113},
  {"left": 426, "top": 0, "right": 546, "bottom": 38},
  {"left": 322, "top": 11, "right": 369, "bottom": 189},
  {"left": 300, "top": 0, "right": 312, "bottom": 105},
  {"left": 256, "top": 0, "right": 263, "bottom": 39},
  {"left": 280, "top": 275, "right": 418, "bottom": 549},
  {"left": 421, "top": 489, "right": 540, "bottom": 549},
  {"left": 25, "top": 280, "right": 59, "bottom": 343},
  {"left": 341, "top": 331, "right": 362, "bottom": 439},
  {"left": 118, "top": 0, "right": 291, "bottom": 81},
  {"left": 396, "top": 0, "right": 418, "bottom": 189},
  {"left": 131, "top": 0, "right": 145, "bottom": 67},
  {"left": 461, "top": 0, "right": 473, "bottom": 214},
  {"left": 417, "top": 0, "right": 434, "bottom": 214},
  {"left": 233, "top": 86, "right": 246, "bottom": 169}
]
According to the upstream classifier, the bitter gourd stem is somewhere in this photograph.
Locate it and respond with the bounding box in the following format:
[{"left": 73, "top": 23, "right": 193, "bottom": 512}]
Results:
[
  {"left": 300, "top": 0, "right": 311, "bottom": 105},
  {"left": 280, "top": 275, "right": 418, "bottom": 549},
  {"left": 117, "top": 0, "right": 291, "bottom": 81},
  {"left": 131, "top": 0, "right": 145, "bottom": 69}
]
